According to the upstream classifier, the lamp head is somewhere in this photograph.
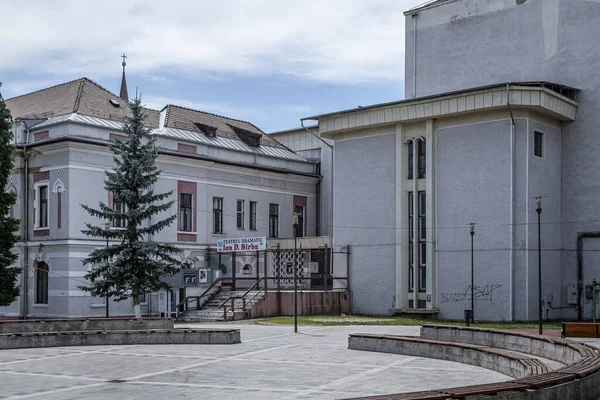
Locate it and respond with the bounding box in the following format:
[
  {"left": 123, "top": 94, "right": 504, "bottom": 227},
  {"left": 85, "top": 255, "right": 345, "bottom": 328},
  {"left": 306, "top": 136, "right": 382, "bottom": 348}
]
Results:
[{"left": 536, "top": 197, "right": 542, "bottom": 212}]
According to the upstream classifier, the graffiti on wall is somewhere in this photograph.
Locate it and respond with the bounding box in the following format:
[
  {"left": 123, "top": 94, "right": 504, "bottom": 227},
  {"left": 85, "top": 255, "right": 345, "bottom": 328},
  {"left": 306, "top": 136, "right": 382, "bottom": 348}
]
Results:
[{"left": 441, "top": 284, "right": 502, "bottom": 303}]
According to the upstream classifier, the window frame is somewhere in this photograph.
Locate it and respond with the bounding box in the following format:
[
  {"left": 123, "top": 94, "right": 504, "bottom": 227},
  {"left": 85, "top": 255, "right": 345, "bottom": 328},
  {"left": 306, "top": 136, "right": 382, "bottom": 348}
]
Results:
[
  {"left": 34, "top": 182, "right": 50, "bottom": 229},
  {"left": 249, "top": 201, "right": 257, "bottom": 231},
  {"left": 407, "top": 141, "right": 414, "bottom": 180},
  {"left": 294, "top": 205, "right": 305, "bottom": 238},
  {"left": 418, "top": 191, "right": 426, "bottom": 293},
  {"left": 269, "top": 203, "right": 279, "bottom": 238},
  {"left": 534, "top": 130, "right": 545, "bottom": 158},
  {"left": 111, "top": 195, "right": 127, "bottom": 229},
  {"left": 418, "top": 139, "right": 426, "bottom": 179},
  {"left": 213, "top": 197, "right": 223, "bottom": 234},
  {"left": 179, "top": 192, "right": 194, "bottom": 232},
  {"left": 408, "top": 192, "right": 414, "bottom": 293},
  {"left": 35, "top": 261, "right": 49, "bottom": 305},
  {"left": 237, "top": 199, "right": 245, "bottom": 230}
]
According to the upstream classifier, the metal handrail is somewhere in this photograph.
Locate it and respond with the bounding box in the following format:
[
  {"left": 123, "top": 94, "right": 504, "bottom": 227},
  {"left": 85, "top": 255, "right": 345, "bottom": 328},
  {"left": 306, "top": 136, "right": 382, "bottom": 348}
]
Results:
[
  {"left": 219, "top": 278, "right": 265, "bottom": 320},
  {"left": 176, "top": 277, "right": 223, "bottom": 311}
]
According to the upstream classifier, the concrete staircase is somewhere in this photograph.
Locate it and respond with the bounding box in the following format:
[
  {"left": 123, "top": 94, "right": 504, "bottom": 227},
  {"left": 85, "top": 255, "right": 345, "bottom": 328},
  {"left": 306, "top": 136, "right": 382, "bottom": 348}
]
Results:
[{"left": 179, "top": 289, "right": 265, "bottom": 322}]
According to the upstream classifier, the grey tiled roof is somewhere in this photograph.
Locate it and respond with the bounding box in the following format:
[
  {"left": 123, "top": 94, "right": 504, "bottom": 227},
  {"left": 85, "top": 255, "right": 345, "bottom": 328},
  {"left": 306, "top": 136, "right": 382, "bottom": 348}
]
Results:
[
  {"left": 163, "top": 105, "right": 287, "bottom": 149},
  {"left": 5, "top": 78, "right": 160, "bottom": 128}
]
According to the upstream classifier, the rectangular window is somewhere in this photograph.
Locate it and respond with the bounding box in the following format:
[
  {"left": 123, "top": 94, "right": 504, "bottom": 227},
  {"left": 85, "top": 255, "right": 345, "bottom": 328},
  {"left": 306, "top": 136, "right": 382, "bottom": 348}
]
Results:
[
  {"left": 408, "top": 192, "right": 414, "bottom": 292},
  {"left": 112, "top": 197, "right": 126, "bottom": 228},
  {"left": 294, "top": 205, "right": 304, "bottom": 237},
  {"left": 534, "top": 131, "right": 544, "bottom": 158},
  {"left": 407, "top": 142, "right": 414, "bottom": 180},
  {"left": 249, "top": 201, "right": 257, "bottom": 231},
  {"left": 213, "top": 197, "right": 223, "bottom": 234},
  {"left": 35, "top": 262, "right": 49, "bottom": 305},
  {"left": 237, "top": 200, "right": 245, "bottom": 230},
  {"left": 39, "top": 185, "right": 48, "bottom": 228},
  {"left": 418, "top": 139, "right": 426, "bottom": 179},
  {"left": 418, "top": 191, "right": 426, "bottom": 292},
  {"left": 179, "top": 193, "right": 193, "bottom": 232},
  {"left": 269, "top": 203, "right": 279, "bottom": 238}
]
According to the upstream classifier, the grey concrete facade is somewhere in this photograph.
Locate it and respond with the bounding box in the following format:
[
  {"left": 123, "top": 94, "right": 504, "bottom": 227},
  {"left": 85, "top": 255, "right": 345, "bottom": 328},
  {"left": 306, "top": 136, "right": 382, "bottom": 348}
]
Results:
[{"left": 302, "top": 0, "right": 597, "bottom": 321}]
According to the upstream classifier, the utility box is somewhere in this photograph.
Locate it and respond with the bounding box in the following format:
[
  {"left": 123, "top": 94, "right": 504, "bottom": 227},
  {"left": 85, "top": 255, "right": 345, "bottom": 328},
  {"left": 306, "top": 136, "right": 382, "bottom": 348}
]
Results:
[{"left": 567, "top": 284, "right": 578, "bottom": 305}]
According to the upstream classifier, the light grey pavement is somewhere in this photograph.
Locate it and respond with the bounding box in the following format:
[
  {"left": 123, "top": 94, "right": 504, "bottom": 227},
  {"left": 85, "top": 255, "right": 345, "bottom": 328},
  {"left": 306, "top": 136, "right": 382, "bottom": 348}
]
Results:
[{"left": 0, "top": 324, "right": 512, "bottom": 400}]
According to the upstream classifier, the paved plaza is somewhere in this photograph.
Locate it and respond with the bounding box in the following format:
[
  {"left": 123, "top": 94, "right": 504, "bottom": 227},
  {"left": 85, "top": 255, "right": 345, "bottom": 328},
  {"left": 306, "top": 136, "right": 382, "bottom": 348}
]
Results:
[{"left": 0, "top": 324, "right": 511, "bottom": 399}]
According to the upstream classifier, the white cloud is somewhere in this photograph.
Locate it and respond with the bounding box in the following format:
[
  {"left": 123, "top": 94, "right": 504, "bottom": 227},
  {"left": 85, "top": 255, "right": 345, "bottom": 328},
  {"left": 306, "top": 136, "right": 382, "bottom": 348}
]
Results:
[{"left": 0, "top": 0, "right": 424, "bottom": 84}]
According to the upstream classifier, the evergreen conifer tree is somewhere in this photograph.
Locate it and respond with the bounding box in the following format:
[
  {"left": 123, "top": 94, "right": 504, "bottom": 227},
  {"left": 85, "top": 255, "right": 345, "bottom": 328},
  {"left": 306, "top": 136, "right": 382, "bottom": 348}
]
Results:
[
  {"left": 0, "top": 83, "right": 21, "bottom": 306},
  {"left": 80, "top": 97, "right": 181, "bottom": 317}
]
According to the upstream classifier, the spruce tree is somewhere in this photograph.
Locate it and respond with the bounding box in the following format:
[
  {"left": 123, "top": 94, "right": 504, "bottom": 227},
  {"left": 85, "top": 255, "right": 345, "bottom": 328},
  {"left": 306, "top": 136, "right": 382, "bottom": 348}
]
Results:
[
  {"left": 0, "top": 83, "right": 21, "bottom": 306},
  {"left": 80, "top": 96, "right": 181, "bottom": 317}
]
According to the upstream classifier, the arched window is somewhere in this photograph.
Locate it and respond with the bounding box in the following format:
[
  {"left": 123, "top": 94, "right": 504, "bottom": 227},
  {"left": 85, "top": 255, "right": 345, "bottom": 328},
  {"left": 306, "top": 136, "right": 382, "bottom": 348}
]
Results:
[
  {"left": 242, "top": 264, "right": 252, "bottom": 275},
  {"left": 36, "top": 262, "right": 49, "bottom": 304}
]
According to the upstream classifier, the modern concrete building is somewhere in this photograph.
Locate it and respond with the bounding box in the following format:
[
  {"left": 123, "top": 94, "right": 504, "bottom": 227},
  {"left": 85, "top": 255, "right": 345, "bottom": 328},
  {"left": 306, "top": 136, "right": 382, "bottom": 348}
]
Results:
[
  {"left": 2, "top": 75, "right": 323, "bottom": 318},
  {"left": 304, "top": 0, "right": 600, "bottom": 321}
]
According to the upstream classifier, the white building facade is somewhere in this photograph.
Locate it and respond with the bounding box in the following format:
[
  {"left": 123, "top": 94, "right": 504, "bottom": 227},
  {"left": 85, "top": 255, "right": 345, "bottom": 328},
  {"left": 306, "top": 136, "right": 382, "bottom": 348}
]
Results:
[{"left": 2, "top": 77, "right": 321, "bottom": 318}]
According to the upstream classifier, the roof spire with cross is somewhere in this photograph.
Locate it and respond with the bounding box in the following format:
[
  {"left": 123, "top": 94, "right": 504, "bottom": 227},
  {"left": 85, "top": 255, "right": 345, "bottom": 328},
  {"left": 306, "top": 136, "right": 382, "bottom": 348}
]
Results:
[{"left": 119, "top": 53, "right": 129, "bottom": 102}]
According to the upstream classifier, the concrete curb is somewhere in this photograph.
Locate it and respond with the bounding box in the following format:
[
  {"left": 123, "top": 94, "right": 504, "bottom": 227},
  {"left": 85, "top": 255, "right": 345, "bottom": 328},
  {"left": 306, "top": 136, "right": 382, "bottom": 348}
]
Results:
[{"left": 0, "top": 328, "right": 241, "bottom": 349}]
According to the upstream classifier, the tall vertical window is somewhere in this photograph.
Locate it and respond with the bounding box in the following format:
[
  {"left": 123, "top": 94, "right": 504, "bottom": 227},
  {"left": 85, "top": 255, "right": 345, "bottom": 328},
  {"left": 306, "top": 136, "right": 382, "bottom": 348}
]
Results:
[
  {"left": 39, "top": 185, "right": 48, "bottom": 228},
  {"left": 269, "top": 203, "right": 279, "bottom": 238},
  {"left": 408, "top": 192, "right": 414, "bottom": 292},
  {"left": 179, "top": 193, "right": 193, "bottom": 232},
  {"left": 112, "top": 196, "right": 126, "bottom": 228},
  {"left": 213, "top": 197, "right": 223, "bottom": 234},
  {"left": 534, "top": 131, "right": 544, "bottom": 158},
  {"left": 418, "top": 139, "right": 426, "bottom": 179},
  {"left": 294, "top": 205, "right": 304, "bottom": 237},
  {"left": 36, "top": 261, "right": 49, "bottom": 304},
  {"left": 418, "top": 191, "right": 426, "bottom": 292},
  {"left": 249, "top": 201, "right": 257, "bottom": 231},
  {"left": 237, "top": 200, "right": 245, "bottom": 229},
  {"left": 407, "top": 141, "right": 414, "bottom": 180}
]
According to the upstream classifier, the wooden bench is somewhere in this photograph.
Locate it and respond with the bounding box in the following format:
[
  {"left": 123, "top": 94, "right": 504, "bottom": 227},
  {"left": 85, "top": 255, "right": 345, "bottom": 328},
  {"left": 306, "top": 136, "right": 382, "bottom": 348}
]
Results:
[{"left": 562, "top": 322, "right": 600, "bottom": 338}]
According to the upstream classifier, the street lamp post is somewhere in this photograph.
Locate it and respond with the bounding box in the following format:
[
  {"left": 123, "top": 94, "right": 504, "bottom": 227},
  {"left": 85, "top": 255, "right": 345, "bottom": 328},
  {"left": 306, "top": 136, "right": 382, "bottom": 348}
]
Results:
[
  {"left": 470, "top": 223, "right": 475, "bottom": 323},
  {"left": 536, "top": 197, "right": 543, "bottom": 335},
  {"left": 104, "top": 222, "right": 110, "bottom": 318},
  {"left": 293, "top": 214, "right": 299, "bottom": 333}
]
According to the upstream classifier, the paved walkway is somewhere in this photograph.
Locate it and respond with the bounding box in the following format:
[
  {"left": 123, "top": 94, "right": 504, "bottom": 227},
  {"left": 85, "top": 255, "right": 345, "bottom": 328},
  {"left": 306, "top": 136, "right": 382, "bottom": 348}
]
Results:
[{"left": 0, "top": 324, "right": 511, "bottom": 400}]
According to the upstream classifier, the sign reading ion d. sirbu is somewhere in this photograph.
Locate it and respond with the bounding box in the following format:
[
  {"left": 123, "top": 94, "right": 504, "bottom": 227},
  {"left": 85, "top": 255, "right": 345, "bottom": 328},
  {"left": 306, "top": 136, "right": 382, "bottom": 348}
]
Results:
[{"left": 217, "top": 237, "right": 266, "bottom": 252}]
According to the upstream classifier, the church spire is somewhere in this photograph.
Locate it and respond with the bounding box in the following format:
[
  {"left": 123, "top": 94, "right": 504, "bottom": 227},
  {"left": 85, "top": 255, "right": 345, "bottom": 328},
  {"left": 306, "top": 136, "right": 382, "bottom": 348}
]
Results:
[{"left": 119, "top": 53, "right": 129, "bottom": 102}]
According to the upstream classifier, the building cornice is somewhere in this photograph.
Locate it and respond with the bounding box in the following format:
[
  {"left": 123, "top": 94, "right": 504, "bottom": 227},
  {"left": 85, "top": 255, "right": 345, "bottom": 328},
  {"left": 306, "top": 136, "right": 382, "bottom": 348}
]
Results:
[{"left": 306, "top": 83, "right": 578, "bottom": 140}]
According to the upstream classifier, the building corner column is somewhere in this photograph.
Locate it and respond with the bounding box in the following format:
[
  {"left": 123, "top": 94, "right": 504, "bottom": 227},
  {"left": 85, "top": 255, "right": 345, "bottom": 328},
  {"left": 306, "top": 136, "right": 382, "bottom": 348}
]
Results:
[{"left": 425, "top": 119, "right": 436, "bottom": 310}]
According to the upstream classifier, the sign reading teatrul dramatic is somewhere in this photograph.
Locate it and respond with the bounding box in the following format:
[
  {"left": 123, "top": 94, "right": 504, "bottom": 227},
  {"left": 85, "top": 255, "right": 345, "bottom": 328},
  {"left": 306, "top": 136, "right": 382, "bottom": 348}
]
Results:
[{"left": 217, "top": 237, "right": 266, "bottom": 252}]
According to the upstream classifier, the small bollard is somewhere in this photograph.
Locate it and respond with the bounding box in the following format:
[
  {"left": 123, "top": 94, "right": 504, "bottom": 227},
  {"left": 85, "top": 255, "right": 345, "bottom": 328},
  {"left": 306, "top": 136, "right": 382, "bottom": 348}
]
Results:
[{"left": 464, "top": 309, "right": 473, "bottom": 327}]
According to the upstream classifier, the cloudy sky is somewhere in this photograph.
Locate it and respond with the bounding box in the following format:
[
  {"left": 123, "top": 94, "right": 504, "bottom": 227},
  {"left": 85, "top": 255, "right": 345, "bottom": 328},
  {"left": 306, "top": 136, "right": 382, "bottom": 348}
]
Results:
[{"left": 0, "top": 0, "right": 425, "bottom": 132}]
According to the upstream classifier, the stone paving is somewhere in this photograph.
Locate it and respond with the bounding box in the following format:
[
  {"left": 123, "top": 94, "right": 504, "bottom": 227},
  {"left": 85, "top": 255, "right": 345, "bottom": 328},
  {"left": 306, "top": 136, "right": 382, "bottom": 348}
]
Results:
[{"left": 0, "top": 324, "right": 512, "bottom": 400}]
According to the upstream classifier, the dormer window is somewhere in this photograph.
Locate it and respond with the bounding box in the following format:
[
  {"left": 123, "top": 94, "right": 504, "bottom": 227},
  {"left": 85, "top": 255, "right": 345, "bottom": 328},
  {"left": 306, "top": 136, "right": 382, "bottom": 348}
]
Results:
[
  {"left": 194, "top": 122, "right": 217, "bottom": 138},
  {"left": 227, "top": 124, "right": 261, "bottom": 147},
  {"left": 109, "top": 99, "right": 121, "bottom": 108}
]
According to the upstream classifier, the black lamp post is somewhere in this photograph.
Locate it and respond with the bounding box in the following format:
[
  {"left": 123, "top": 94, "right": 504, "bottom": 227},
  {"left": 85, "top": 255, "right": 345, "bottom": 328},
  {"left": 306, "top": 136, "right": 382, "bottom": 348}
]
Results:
[
  {"left": 104, "top": 222, "right": 110, "bottom": 318},
  {"left": 470, "top": 223, "right": 475, "bottom": 323},
  {"left": 293, "top": 214, "right": 299, "bottom": 333},
  {"left": 536, "top": 197, "right": 543, "bottom": 335}
]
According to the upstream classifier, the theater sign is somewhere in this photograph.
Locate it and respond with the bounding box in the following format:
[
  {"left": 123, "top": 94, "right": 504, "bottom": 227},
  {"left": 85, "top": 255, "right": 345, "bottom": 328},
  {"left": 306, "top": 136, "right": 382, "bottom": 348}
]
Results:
[{"left": 217, "top": 237, "right": 266, "bottom": 253}]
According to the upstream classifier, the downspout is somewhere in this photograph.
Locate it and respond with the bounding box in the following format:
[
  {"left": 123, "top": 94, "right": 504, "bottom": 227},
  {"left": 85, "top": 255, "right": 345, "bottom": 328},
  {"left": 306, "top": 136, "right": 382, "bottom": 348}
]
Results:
[
  {"left": 16, "top": 120, "right": 30, "bottom": 319},
  {"left": 411, "top": 12, "right": 420, "bottom": 98},
  {"left": 300, "top": 120, "right": 334, "bottom": 238},
  {"left": 506, "top": 84, "right": 516, "bottom": 321}
]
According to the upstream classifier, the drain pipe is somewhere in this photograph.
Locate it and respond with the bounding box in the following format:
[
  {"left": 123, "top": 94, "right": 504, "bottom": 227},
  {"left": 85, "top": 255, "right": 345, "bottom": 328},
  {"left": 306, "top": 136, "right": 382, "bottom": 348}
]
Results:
[
  {"left": 506, "top": 84, "right": 516, "bottom": 321},
  {"left": 300, "top": 120, "right": 334, "bottom": 238},
  {"left": 16, "top": 120, "right": 30, "bottom": 319},
  {"left": 411, "top": 12, "right": 420, "bottom": 98}
]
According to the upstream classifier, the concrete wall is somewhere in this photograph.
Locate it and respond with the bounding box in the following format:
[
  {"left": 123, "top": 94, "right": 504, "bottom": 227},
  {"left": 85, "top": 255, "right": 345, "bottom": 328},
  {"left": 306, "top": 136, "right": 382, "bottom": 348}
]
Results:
[
  {"left": 0, "top": 317, "right": 173, "bottom": 333},
  {"left": 406, "top": 0, "right": 600, "bottom": 319},
  {"left": 334, "top": 133, "right": 396, "bottom": 314},
  {"left": 247, "top": 291, "right": 349, "bottom": 318},
  {"left": 436, "top": 119, "right": 512, "bottom": 320}
]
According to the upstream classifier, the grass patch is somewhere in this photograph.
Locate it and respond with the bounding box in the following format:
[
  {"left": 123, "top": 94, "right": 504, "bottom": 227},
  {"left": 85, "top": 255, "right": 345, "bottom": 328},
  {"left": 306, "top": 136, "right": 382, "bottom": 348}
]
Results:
[{"left": 253, "top": 315, "right": 562, "bottom": 329}]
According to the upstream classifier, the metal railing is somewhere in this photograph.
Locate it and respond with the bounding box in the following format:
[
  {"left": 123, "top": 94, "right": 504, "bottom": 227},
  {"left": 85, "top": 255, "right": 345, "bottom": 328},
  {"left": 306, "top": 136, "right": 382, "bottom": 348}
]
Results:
[
  {"left": 219, "top": 278, "right": 265, "bottom": 321},
  {"left": 175, "top": 278, "right": 224, "bottom": 318}
]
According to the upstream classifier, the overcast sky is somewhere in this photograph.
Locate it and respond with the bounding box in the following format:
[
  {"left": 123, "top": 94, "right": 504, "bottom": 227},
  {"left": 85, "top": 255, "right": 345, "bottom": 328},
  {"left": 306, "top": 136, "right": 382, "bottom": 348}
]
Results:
[{"left": 0, "top": 0, "right": 425, "bottom": 132}]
